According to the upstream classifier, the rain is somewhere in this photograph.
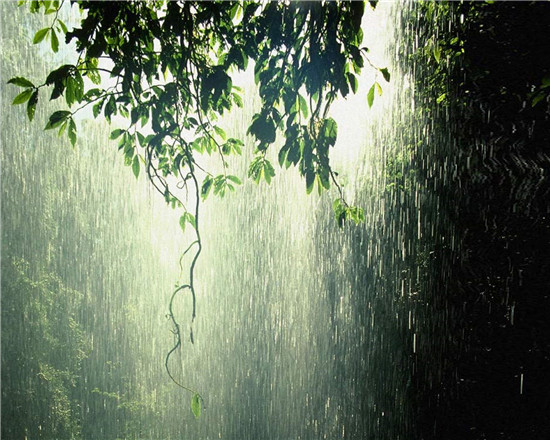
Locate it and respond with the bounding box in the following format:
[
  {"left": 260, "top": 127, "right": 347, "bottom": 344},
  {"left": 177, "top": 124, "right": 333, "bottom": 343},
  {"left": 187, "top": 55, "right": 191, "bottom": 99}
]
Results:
[{"left": 2, "top": 2, "right": 549, "bottom": 440}]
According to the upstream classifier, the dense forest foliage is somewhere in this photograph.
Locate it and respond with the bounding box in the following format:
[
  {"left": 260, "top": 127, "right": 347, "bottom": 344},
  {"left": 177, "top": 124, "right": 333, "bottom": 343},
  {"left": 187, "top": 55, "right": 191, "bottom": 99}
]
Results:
[{"left": 405, "top": 2, "right": 550, "bottom": 439}]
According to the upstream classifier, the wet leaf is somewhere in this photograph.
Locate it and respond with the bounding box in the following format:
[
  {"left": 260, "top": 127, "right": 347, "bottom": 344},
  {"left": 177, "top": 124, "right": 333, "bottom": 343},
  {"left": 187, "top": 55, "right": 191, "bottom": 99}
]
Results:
[
  {"left": 367, "top": 84, "right": 375, "bottom": 108},
  {"left": 27, "top": 90, "right": 38, "bottom": 121},
  {"left": 12, "top": 89, "right": 33, "bottom": 105},
  {"left": 50, "top": 29, "right": 59, "bottom": 53},
  {"left": 379, "top": 67, "right": 390, "bottom": 82},
  {"left": 45, "top": 110, "right": 71, "bottom": 130},
  {"left": 110, "top": 129, "right": 125, "bottom": 140},
  {"left": 201, "top": 176, "right": 213, "bottom": 200},
  {"left": 191, "top": 393, "right": 201, "bottom": 419},
  {"left": 8, "top": 77, "right": 35, "bottom": 88},
  {"left": 33, "top": 27, "right": 49, "bottom": 44},
  {"left": 67, "top": 118, "right": 77, "bottom": 146},
  {"left": 227, "top": 175, "right": 242, "bottom": 185},
  {"left": 132, "top": 155, "right": 140, "bottom": 178}
]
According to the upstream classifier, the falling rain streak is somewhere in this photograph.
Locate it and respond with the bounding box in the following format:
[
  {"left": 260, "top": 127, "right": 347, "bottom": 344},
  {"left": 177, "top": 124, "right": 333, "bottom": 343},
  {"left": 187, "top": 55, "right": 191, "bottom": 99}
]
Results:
[{"left": 2, "top": 2, "right": 550, "bottom": 440}]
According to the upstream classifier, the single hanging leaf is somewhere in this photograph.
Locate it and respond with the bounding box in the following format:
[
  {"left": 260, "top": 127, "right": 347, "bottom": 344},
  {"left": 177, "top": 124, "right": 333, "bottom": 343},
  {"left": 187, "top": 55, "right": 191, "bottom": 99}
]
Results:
[
  {"left": 67, "top": 118, "right": 77, "bottom": 146},
  {"left": 379, "top": 67, "right": 390, "bottom": 82},
  {"left": 132, "top": 155, "right": 140, "bottom": 178},
  {"left": 110, "top": 128, "right": 125, "bottom": 140},
  {"left": 191, "top": 393, "right": 201, "bottom": 419},
  {"left": 58, "top": 120, "right": 68, "bottom": 137},
  {"left": 50, "top": 29, "right": 59, "bottom": 53},
  {"left": 531, "top": 92, "right": 546, "bottom": 107},
  {"left": 201, "top": 176, "right": 213, "bottom": 200},
  {"left": 179, "top": 214, "right": 186, "bottom": 234},
  {"left": 57, "top": 19, "right": 68, "bottom": 34},
  {"left": 263, "top": 159, "right": 275, "bottom": 184},
  {"left": 213, "top": 125, "right": 226, "bottom": 140},
  {"left": 186, "top": 213, "right": 196, "bottom": 229},
  {"left": 8, "top": 77, "right": 35, "bottom": 88},
  {"left": 12, "top": 89, "right": 33, "bottom": 105},
  {"left": 227, "top": 175, "right": 242, "bottom": 185},
  {"left": 367, "top": 84, "right": 375, "bottom": 108},
  {"left": 27, "top": 90, "right": 39, "bottom": 121},
  {"left": 33, "top": 27, "right": 49, "bottom": 44},
  {"left": 305, "top": 171, "right": 315, "bottom": 194},
  {"left": 347, "top": 72, "right": 358, "bottom": 94},
  {"left": 298, "top": 94, "right": 309, "bottom": 119}
]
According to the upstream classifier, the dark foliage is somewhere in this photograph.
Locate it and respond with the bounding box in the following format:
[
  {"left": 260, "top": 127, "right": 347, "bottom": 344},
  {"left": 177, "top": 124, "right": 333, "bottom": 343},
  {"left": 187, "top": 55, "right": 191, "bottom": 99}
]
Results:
[{"left": 411, "top": 3, "right": 550, "bottom": 439}]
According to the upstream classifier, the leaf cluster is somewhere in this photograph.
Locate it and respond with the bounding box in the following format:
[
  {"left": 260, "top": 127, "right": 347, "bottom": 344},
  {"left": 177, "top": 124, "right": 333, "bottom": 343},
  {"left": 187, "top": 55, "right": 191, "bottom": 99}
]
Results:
[{"left": 10, "top": 1, "right": 385, "bottom": 223}]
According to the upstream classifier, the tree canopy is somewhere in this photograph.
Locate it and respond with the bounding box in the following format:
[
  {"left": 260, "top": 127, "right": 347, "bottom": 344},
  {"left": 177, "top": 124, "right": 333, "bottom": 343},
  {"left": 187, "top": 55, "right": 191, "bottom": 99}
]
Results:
[{"left": 9, "top": 0, "right": 387, "bottom": 415}]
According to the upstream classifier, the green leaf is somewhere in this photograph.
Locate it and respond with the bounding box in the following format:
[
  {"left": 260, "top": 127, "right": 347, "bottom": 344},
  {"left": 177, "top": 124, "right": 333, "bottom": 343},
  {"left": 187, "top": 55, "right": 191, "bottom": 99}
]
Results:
[
  {"left": 132, "top": 155, "right": 140, "bottom": 178},
  {"left": 379, "top": 67, "right": 390, "bottom": 82},
  {"left": 67, "top": 118, "right": 77, "bottom": 146},
  {"left": 348, "top": 206, "right": 365, "bottom": 224},
  {"left": 86, "top": 58, "right": 101, "bottom": 85},
  {"left": 73, "top": 71, "right": 84, "bottom": 102},
  {"left": 136, "top": 132, "right": 146, "bottom": 147},
  {"left": 248, "top": 114, "right": 276, "bottom": 144},
  {"left": 321, "top": 118, "right": 338, "bottom": 146},
  {"left": 110, "top": 129, "right": 125, "bottom": 140},
  {"left": 227, "top": 175, "right": 242, "bottom": 185},
  {"left": 8, "top": 77, "right": 35, "bottom": 88},
  {"left": 92, "top": 98, "right": 104, "bottom": 118},
  {"left": 45, "top": 110, "right": 71, "bottom": 130},
  {"left": 213, "top": 125, "right": 226, "bottom": 140},
  {"left": 263, "top": 159, "right": 275, "bottom": 184},
  {"left": 278, "top": 144, "right": 289, "bottom": 167},
  {"left": 248, "top": 157, "right": 263, "bottom": 183},
  {"left": 531, "top": 92, "right": 546, "bottom": 107},
  {"left": 58, "top": 120, "right": 67, "bottom": 137},
  {"left": 104, "top": 96, "right": 116, "bottom": 120},
  {"left": 186, "top": 213, "right": 196, "bottom": 229},
  {"left": 347, "top": 73, "right": 358, "bottom": 94},
  {"left": 45, "top": 64, "right": 73, "bottom": 85},
  {"left": 33, "top": 27, "right": 49, "bottom": 44},
  {"left": 332, "top": 198, "right": 347, "bottom": 228},
  {"left": 305, "top": 171, "right": 315, "bottom": 194},
  {"left": 201, "top": 176, "right": 213, "bottom": 200},
  {"left": 298, "top": 94, "right": 308, "bottom": 119},
  {"left": 29, "top": 0, "right": 39, "bottom": 12},
  {"left": 50, "top": 29, "right": 59, "bottom": 52},
  {"left": 191, "top": 393, "right": 201, "bottom": 419},
  {"left": 57, "top": 19, "right": 68, "bottom": 34},
  {"left": 367, "top": 84, "right": 375, "bottom": 108},
  {"left": 65, "top": 77, "right": 75, "bottom": 106},
  {"left": 317, "top": 169, "right": 331, "bottom": 191},
  {"left": 232, "top": 92, "right": 243, "bottom": 107},
  {"left": 50, "top": 80, "right": 65, "bottom": 100},
  {"left": 375, "top": 81, "right": 383, "bottom": 96},
  {"left": 27, "top": 90, "right": 38, "bottom": 121},
  {"left": 12, "top": 89, "right": 33, "bottom": 105}
]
